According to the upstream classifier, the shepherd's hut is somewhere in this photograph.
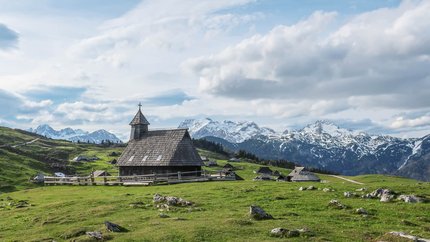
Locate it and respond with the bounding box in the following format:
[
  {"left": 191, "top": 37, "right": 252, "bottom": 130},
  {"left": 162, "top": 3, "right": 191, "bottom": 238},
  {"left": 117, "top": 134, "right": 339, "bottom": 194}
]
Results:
[{"left": 287, "top": 167, "right": 320, "bottom": 182}]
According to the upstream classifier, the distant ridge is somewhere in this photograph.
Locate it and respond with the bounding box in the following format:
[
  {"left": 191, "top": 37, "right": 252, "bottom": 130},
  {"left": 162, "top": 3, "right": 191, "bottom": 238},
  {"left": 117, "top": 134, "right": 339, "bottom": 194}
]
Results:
[
  {"left": 28, "top": 124, "right": 122, "bottom": 144},
  {"left": 179, "top": 118, "right": 430, "bottom": 181}
]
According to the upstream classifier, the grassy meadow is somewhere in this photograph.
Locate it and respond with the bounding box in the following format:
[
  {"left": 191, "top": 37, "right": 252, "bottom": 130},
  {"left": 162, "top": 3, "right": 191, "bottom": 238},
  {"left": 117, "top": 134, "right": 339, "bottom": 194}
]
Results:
[
  {"left": 0, "top": 159, "right": 429, "bottom": 241},
  {"left": 1, "top": 127, "right": 429, "bottom": 241}
]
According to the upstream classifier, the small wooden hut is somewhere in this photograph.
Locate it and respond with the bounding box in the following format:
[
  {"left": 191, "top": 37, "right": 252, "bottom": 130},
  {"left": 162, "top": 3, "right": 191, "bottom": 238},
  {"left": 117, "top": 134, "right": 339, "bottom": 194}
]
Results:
[
  {"left": 255, "top": 166, "right": 273, "bottom": 175},
  {"left": 287, "top": 167, "right": 320, "bottom": 182}
]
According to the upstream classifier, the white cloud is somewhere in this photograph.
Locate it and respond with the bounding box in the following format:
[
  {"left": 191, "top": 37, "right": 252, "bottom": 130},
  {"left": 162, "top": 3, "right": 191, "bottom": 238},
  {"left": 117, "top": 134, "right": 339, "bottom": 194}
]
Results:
[
  {"left": 185, "top": 1, "right": 430, "bottom": 110},
  {"left": 390, "top": 114, "right": 430, "bottom": 129},
  {"left": 23, "top": 99, "right": 53, "bottom": 108},
  {"left": 0, "top": 0, "right": 429, "bottom": 139}
]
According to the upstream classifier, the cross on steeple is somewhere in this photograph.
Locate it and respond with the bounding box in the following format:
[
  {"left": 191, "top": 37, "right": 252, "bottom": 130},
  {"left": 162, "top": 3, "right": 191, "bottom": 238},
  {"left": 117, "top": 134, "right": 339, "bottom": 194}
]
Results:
[{"left": 129, "top": 103, "right": 150, "bottom": 140}]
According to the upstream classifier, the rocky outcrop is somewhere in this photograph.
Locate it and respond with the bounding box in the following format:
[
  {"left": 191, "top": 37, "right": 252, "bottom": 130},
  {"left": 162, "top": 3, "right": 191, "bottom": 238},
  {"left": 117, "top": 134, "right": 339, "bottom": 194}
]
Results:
[{"left": 249, "top": 205, "right": 273, "bottom": 220}]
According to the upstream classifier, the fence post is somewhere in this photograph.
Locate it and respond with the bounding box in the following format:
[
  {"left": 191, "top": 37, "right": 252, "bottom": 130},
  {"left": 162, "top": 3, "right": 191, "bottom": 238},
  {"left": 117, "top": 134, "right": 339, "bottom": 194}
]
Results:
[{"left": 178, "top": 171, "right": 182, "bottom": 180}]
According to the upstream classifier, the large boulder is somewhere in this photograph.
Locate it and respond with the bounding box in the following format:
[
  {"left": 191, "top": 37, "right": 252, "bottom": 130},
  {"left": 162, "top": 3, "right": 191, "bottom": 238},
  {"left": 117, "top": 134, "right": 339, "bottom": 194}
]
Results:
[
  {"left": 380, "top": 190, "right": 395, "bottom": 202},
  {"left": 398, "top": 195, "right": 424, "bottom": 203},
  {"left": 270, "top": 228, "right": 302, "bottom": 238},
  {"left": 355, "top": 207, "right": 368, "bottom": 215},
  {"left": 270, "top": 228, "right": 287, "bottom": 237},
  {"left": 153, "top": 194, "right": 193, "bottom": 206},
  {"left": 328, "top": 199, "right": 347, "bottom": 209},
  {"left": 385, "top": 231, "right": 430, "bottom": 241},
  {"left": 249, "top": 205, "right": 273, "bottom": 220},
  {"left": 323, "top": 188, "right": 334, "bottom": 192},
  {"left": 104, "top": 221, "right": 125, "bottom": 232},
  {"left": 363, "top": 188, "right": 396, "bottom": 202},
  {"left": 86, "top": 231, "right": 103, "bottom": 240}
]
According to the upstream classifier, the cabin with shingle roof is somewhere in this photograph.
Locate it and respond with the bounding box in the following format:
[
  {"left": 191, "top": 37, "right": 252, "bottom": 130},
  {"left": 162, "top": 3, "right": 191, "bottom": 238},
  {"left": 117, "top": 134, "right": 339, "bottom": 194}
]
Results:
[
  {"left": 117, "top": 104, "right": 204, "bottom": 176},
  {"left": 287, "top": 167, "right": 320, "bottom": 182}
]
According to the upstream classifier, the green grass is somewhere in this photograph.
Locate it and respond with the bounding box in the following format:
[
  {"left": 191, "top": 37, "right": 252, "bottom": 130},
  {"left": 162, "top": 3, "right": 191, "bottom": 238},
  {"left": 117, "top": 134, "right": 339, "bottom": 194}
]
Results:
[
  {"left": 1, "top": 126, "right": 429, "bottom": 241},
  {"left": 0, "top": 160, "right": 429, "bottom": 241},
  {"left": 0, "top": 126, "right": 123, "bottom": 191}
]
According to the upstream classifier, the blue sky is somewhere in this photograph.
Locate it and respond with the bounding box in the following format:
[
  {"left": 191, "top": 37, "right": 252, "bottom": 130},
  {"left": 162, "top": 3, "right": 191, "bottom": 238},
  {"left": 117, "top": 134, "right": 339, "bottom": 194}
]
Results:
[{"left": 0, "top": 0, "right": 429, "bottom": 140}]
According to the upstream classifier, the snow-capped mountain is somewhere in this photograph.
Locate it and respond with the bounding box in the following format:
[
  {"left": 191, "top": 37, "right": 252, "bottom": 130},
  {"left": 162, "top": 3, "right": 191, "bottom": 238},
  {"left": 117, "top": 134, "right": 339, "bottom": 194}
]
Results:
[
  {"left": 179, "top": 118, "right": 429, "bottom": 181},
  {"left": 178, "top": 118, "right": 276, "bottom": 143},
  {"left": 28, "top": 124, "right": 122, "bottom": 144}
]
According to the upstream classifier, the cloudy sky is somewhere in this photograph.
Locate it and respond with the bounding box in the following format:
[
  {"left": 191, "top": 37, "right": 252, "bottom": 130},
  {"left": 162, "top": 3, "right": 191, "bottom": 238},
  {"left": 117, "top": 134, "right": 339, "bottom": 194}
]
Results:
[{"left": 0, "top": 0, "right": 429, "bottom": 140}]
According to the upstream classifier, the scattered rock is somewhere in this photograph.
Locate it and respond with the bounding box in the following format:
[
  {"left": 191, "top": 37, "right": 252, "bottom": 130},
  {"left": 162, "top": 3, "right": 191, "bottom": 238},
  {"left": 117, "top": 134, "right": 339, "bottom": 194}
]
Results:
[
  {"left": 298, "top": 227, "right": 314, "bottom": 237},
  {"left": 270, "top": 227, "right": 313, "bottom": 238},
  {"left": 299, "top": 187, "right": 306, "bottom": 191},
  {"left": 153, "top": 194, "right": 193, "bottom": 206},
  {"left": 270, "top": 228, "right": 287, "bottom": 237},
  {"left": 270, "top": 228, "right": 312, "bottom": 238},
  {"left": 307, "top": 186, "right": 316, "bottom": 190},
  {"left": 159, "top": 213, "right": 170, "bottom": 218},
  {"left": 363, "top": 188, "right": 395, "bottom": 200},
  {"left": 153, "top": 193, "right": 165, "bottom": 203},
  {"left": 328, "top": 199, "right": 347, "bottom": 209},
  {"left": 355, "top": 187, "right": 367, "bottom": 192},
  {"left": 398, "top": 195, "right": 424, "bottom": 203},
  {"left": 249, "top": 205, "right": 273, "bottom": 220},
  {"left": 344, "top": 191, "right": 357, "bottom": 198},
  {"left": 385, "top": 231, "right": 430, "bottom": 241},
  {"left": 104, "top": 221, "right": 125, "bottom": 232},
  {"left": 86, "top": 231, "right": 103, "bottom": 240},
  {"left": 287, "top": 230, "right": 300, "bottom": 237},
  {"left": 155, "top": 203, "right": 170, "bottom": 211},
  {"left": 355, "top": 207, "right": 368, "bottom": 215},
  {"left": 380, "top": 190, "right": 395, "bottom": 202},
  {"left": 323, "top": 188, "right": 334, "bottom": 192}
]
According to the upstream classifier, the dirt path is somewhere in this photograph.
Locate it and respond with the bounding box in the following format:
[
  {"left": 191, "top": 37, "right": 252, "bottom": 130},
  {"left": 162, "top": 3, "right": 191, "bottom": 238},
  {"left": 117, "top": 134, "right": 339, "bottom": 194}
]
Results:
[
  {"left": 10, "top": 138, "right": 40, "bottom": 148},
  {"left": 329, "top": 175, "right": 364, "bottom": 185}
]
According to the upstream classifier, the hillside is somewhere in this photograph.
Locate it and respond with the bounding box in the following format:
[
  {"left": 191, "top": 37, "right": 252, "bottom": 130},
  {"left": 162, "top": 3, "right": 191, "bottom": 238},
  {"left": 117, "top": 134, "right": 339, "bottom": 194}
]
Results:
[
  {"left": 0, "top": 160, "right": 429, "bottom": 241},
  {"left": 0, "top": 126, "right": 123, "bottom": 192},
  {"left": 0, "top": 126, "right": 429, "bottom": 241},
  {"left": 180, "top": 119, "right": 430, "bottom": 181}
]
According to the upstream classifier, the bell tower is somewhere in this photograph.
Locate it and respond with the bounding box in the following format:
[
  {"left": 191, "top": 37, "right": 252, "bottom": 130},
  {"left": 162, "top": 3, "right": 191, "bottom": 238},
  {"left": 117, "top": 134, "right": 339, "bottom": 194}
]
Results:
[{"left": 129, "top": 103, "right": 150, "bottom": 140}]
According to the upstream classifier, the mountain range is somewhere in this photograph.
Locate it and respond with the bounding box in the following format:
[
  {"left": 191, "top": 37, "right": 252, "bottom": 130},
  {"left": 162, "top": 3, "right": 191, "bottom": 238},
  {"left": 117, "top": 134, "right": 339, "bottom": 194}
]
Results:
[
  {"left": 28, "top": 124, "right": 122, "bottom": 144},
  {"left": 179, "top": 118, "right": 430, "bottom": 181}
]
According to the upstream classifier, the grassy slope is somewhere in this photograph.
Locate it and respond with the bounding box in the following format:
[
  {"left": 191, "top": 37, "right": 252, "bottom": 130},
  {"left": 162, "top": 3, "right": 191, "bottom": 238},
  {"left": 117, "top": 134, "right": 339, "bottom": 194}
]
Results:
[
  {"left": 0, "top": 127, "right": 122, "bottom": 191},
  {"left": 0, "top": 127, "right": 429, "bottom": 241},
  {"left": 0, "top": 159, "right": 429, "bottom": 242}
]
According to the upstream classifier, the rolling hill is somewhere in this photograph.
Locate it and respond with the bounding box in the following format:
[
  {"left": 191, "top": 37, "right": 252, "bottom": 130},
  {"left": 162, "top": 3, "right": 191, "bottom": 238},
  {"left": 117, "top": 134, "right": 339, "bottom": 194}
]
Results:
[
  {"left": 0, "top": 125, "right": 429, "bottom": 241},
  {"left": 0, "top": 126, "right": 123, "bottom": 192}
]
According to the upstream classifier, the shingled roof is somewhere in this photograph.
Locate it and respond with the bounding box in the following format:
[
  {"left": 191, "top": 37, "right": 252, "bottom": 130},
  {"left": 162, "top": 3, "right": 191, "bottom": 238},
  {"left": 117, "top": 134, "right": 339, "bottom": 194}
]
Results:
[
  {"left": 288, "top": 167, "right": 320, "bottom": 182},
  {"left": 129, "top": 107, "right": 150, "bottom": 125},
  {"left": 117, "top": 129, "right": 203, "bottom": 167}
]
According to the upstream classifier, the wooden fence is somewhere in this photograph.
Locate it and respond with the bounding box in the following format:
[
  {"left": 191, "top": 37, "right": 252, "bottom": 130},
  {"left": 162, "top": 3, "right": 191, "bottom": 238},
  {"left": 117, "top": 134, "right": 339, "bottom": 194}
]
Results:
[{"left": 43, "top": 170, "right": 236, "bottom": 186}]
